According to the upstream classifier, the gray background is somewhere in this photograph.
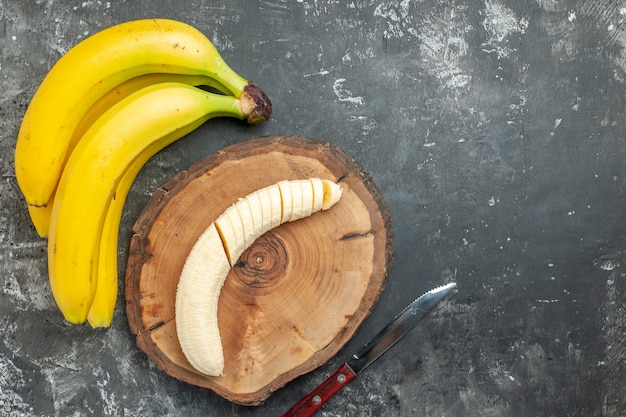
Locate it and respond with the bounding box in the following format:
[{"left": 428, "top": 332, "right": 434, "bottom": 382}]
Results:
[{"left": 1, "top": 0, "right": 626, "bottom": 416}]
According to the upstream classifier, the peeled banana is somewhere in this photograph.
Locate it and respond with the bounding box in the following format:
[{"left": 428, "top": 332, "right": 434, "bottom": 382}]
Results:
[
  {"left": 48, "top": 82, "right": 264, "bottom": 325},
  {"left": 15, "top": 18, "right": 271, "bottom": 213},
  {"left": 176, "top": 178, "right": 343, "bottom": 377}
]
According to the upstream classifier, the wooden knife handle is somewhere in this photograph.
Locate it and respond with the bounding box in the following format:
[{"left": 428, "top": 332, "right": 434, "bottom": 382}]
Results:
[{"left": 281, "top": 363, "right": 357, "bottom": 417}]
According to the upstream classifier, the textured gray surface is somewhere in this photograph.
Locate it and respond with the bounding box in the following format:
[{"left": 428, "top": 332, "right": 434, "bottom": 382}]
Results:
[{"left": 2, "top": 0, "right": 626, "bottom": 416}]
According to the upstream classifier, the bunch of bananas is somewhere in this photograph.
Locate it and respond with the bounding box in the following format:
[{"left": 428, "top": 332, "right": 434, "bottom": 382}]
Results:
[{"left": 14, "top": 18, "right": 272, "bottom": 328}]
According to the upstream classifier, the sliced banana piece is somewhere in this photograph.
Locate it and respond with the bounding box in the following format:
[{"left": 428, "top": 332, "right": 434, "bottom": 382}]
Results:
[
  {"left": 175, "top": 178, "right": 342, "bottom": 377},
  {"left": 288, "top": 180, "right": 304, "bottom": 222},
  {"left": 277, "top": 180, "right": 293, "bottom": 223},
  {"left": 310, "top": 177, "right": 324, "bottom": 212},
  {"left": 322, "top": 179, "right": 342, "bottom": 209},
  {"left": 214, "top": 206, "right": 243, "bottom": 266},
  {"left": 243, "top": 192, "right": 265, "bottom": 240},
  {"left": 258, "top": 184, "right": 282, "bottom": 231},
  {"left": 299, "top": 179, "right": 314, "bottom": 220}
]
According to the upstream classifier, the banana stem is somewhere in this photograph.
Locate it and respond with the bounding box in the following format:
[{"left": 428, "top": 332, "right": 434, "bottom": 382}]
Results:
[{"left": 241, "top": 82, "right": 273, "bottom": 124}]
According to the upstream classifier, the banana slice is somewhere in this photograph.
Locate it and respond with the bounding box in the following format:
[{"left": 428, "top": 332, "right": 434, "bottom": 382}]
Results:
[
  {"left": 235, "top": 197, "right": 255, "bottom": 255},
  {"left": 243, "top": 192, "right": 265, "bottom": 240},
  {"left": 215, "top": 205, "right": 244, "bottom": 266},
  {"left": 322, "top": 179, "right": 342, "bottom": 209},
  {"left": 267, "top": 184, "right": 283, "bottom": 229},
  {"left": 288, "top": 180, "right": 304, "bottom": 222},
  {"left": 300, "top": 179, "right": 314, "bottom": 219},
  {"left": 277, "top": 180, "right": 294, "bottom": 223},
  {"left": 310, "top": 178, "right": 324, "bottom": 212},
  {"left": 257, "top": 184, "right": 282, "bottom": 231},
  {"left": 175, "top": 178, "right": 342, "bottom": 376}
]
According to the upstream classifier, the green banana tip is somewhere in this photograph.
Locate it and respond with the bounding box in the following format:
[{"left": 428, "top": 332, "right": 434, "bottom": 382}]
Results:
[{"left": 244, "top": 82, "right": 272, "bottom": 124}]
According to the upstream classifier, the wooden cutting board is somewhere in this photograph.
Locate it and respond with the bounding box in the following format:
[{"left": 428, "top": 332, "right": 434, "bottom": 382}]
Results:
[{"left": 125, "top": 135, "right": 394, "bottom": 405}]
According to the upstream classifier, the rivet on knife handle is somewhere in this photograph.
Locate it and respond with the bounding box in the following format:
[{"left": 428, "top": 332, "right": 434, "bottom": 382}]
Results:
[
  {"left": 281, "top": 363, "right": 356, "bottom": 417},
  {"left": 281, "top": 282, "right": 457, "bottom": 417}
]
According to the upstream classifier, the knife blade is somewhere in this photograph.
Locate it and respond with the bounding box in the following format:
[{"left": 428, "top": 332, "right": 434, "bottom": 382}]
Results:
[{"left": 281, "top": 282, "right": 457, "bottom": 417}]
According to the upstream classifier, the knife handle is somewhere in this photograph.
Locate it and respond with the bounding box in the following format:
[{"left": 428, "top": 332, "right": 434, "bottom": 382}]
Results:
[{"left": 282, "top": 362, "right": 357, "bottom": 417}]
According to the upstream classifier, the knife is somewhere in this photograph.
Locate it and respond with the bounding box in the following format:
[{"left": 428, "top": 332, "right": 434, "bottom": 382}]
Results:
[{"left": 281, "top": 282, "right": 457, "bottom": 417}]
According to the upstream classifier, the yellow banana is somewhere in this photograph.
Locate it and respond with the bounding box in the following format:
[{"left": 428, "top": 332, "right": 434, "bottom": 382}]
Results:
[
  {"left": 84, "top": 142, "right": 156, "bottom": 328},
  {"left": 49, "top": 82, "right": 266, "bottom": 325},
  {"left": 15, "top": 18, "right": 271, "bottom": 211},
  {"left": 27, "top": 72, "right": 230, "bottom": 238},
  {"left": 176, "top": 179, "right": 343, "bottom": 376},
  {"left": 84, "top": 72, "right": 233, "bottom": 327}
]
